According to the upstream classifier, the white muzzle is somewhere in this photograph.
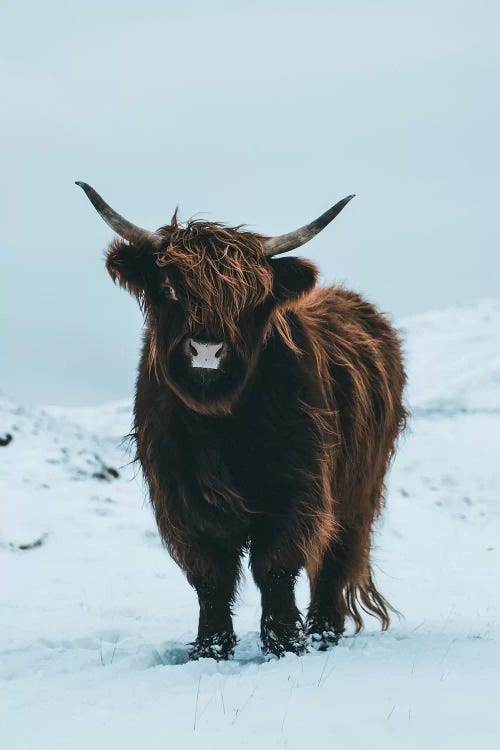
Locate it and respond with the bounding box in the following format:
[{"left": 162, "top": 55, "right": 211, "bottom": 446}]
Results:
[{"left": 188, "top": 340, "right": 227, "bottom": 370}]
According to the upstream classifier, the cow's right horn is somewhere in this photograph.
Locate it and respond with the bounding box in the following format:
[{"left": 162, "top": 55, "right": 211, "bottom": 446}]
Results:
[{"left": 75, "top": 182, "right": 165, "bottom": 248}]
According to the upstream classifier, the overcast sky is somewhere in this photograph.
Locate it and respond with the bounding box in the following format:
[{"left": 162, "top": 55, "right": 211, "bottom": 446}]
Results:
[{"left": 1, "top": 0, "right": 499, "bottom": 406}]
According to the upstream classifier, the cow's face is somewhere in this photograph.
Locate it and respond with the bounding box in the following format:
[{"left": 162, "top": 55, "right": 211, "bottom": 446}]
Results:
[
  {"left": 106, "top": 221, "right": 317, "bottom": 414},
  {"left": 76, "top": 182, "right": 353, "bottom": 414}
]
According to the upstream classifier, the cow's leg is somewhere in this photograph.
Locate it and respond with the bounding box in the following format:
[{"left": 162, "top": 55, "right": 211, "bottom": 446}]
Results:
[
  {"left": 250, "top": 530, "right": 306, "bottom": 657},
  {"left": 306, "top": 542, "right": 350, "bottom": 650},
  {"left": 307, "top": 524, "right": 383, "bottom": 650},
  {"left": 185, "top": 540, "right": 243, "bottom": 661}
]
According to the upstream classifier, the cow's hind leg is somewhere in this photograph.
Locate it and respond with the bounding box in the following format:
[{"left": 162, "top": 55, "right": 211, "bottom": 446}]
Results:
[
  {"left": 307, "top": 527, "right": 390, "bottom": 650},
  {"left": 307, "top": 525, "right": 391, "bottom": 650},
  {"left": 306, "top": 537, "right": 351, "bottom": 650},
  {"left": 186, "top": 540, "right": 243, "bottom": 661}
]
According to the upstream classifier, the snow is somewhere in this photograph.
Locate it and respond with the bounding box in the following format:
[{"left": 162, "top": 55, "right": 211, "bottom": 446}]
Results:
[{"left": 1, "top": 298, "right": 499, "bottom": 749}]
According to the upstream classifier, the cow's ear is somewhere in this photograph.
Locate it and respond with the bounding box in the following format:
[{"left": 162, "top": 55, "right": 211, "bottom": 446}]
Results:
[
  {"left": 269, "top": 257, "right": 318, "bottom": 305},
  {"left": 105, "top": 239, "right": 156, "bottom": 297}
]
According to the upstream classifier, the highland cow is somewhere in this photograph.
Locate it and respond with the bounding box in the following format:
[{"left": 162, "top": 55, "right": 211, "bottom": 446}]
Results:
[{"left": 77, "top": 182, "right": 406, "bottom": 659}]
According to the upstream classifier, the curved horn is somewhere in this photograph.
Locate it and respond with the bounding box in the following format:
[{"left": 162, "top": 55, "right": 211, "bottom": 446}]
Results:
[
  {"left": 263, "top": 195, "right": 355, "bottom": 257},
  {"left": 75, "top": 182, "right": 164, "bottom": 247}
]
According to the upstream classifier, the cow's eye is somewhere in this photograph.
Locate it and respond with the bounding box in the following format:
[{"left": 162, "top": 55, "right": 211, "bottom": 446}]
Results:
[{"left": 163, "top": 285, "right": 177, "bottom": 301}]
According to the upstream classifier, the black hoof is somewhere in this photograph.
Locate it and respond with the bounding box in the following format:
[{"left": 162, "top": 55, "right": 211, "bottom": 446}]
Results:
[
  {"left": 261, "top": 616, "right": 307, "bottom": 658},
  {"left": 306, "top": 622, "right": 343, "bottom": 651},
  {"left": 188, "top": 631, "right": 237, "bottom": 661}
]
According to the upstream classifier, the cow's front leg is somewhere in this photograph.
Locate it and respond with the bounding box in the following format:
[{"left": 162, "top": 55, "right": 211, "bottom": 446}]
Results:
[
  {"left": 186, "top": 541, "right": 243, "bottom": 661},
  {"left": 250, "top": 533, "right": 306, "bottom": 657}
]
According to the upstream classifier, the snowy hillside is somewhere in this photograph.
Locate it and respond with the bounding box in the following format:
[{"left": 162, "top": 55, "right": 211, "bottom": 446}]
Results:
[
  {"left": 400, "top": 298, "right": 500, "bottom": 414},
  {"left": 1, "top": 299, "right": 499, "bottom": 750}
]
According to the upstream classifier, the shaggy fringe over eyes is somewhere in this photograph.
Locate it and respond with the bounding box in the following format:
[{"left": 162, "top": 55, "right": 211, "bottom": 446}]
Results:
[
  {"left": 155, "top": 218, "right": 274, "bottom": 339},
  {"left": 156, "top": 220, "right": 273, "bottom": 338}
]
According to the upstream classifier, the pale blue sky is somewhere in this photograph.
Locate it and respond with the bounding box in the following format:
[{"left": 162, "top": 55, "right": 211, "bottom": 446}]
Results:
[{"left": 1, "top": 0, "right": 499, "bottom": 405}]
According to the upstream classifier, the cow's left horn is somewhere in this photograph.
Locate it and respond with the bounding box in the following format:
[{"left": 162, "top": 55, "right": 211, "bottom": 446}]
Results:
[
  {"left": 263, "top": 195, "right": 355, "bottom": 257},
  {"left": 75, "top": 182, "right": 165, "bottom": 248}
]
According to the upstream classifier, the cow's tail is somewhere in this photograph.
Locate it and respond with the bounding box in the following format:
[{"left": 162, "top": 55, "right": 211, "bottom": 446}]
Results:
[{"left": 344, "top": 569, "right": 399, "bottom": 633}]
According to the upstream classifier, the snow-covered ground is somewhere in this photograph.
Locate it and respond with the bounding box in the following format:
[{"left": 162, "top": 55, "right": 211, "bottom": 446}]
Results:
[{"left": 1, "top": 299, "right": 499, "bottom": 749}]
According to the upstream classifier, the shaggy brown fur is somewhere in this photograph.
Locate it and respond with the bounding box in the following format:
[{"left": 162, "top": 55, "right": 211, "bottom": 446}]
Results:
[{"left": 103, "top": 216, "right": 407, "bottom": 659}]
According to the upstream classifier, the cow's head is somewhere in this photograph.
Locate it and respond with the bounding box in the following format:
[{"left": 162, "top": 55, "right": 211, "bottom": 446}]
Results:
[{"left": 76, "top": 182, "right": 353, "bottom": 415}]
